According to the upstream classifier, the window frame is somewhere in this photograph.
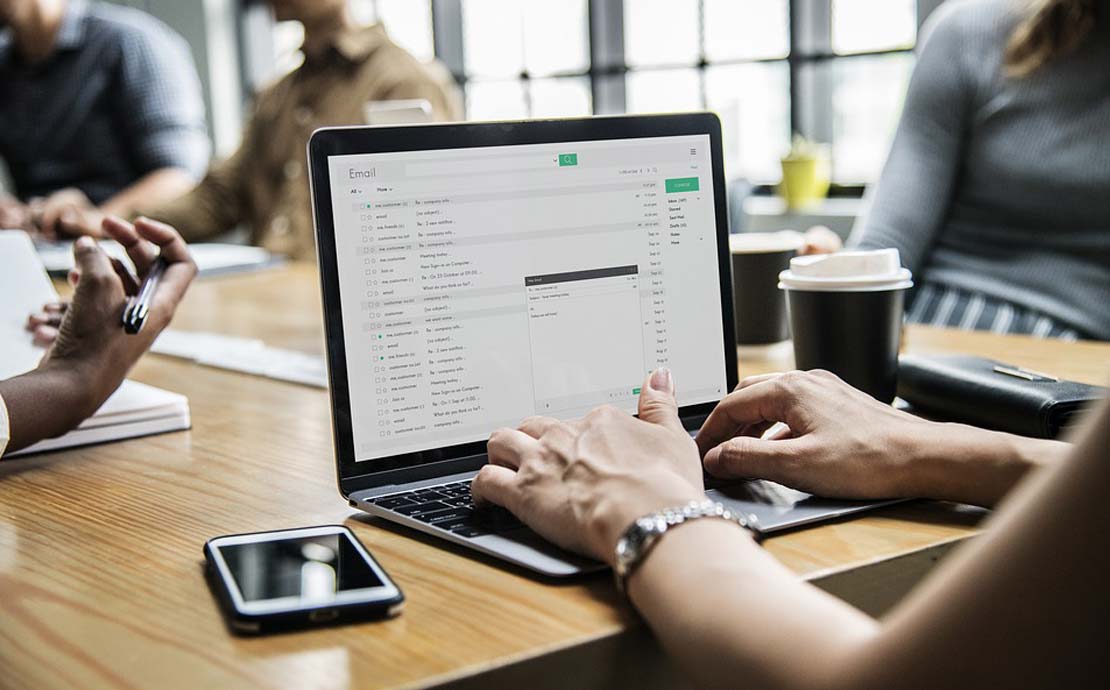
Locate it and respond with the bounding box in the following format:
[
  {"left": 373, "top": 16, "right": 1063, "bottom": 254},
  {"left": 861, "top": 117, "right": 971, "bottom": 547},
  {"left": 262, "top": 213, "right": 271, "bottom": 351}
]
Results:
[{"left": 241, "top": 0, "right": 942, "bottom": 191}]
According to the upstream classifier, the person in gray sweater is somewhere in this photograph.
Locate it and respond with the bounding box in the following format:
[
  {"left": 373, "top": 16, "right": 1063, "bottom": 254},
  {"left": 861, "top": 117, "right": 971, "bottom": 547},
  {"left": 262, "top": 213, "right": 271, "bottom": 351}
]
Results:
[{"left": 847, "top": 0, "right": 1109, "bottom": 341}]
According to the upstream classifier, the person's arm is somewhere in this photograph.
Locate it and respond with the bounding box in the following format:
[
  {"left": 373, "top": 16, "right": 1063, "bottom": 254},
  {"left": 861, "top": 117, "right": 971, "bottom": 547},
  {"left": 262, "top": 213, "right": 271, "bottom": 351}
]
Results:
[
  {"left": 472, "top": 370, "right": 1108, "bottom": 690},
  {"left": 137, "top": 144, "right": 249, "bottom": 243},
  {"left": 36, "top": 169, "right": 198, "bottom": 239},
  {"left": 631, "top": 398, "right": 1108, "bottom": 690},
  {"left": 39, "top": 20, "right": 211, "bottom": 240},
  {"left": 847, "top": 4, "right": 973, "bottom": 278},
  {"left": 695, "top": 370, "right": 1069, "bottom": 508},
  {"left": 0, "top": 217, "right": 196, "bottom": 454},
  {"left": 114, "top": 17, "right": 209, "bottom": 202},
  {"left": 99, "top": 168, "right": 196, "bottom": 220}
]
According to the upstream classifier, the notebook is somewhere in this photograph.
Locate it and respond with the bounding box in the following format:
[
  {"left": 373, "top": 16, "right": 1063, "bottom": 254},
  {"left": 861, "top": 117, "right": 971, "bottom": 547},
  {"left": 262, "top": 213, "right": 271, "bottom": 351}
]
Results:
[{"left": 0, "top": 230, "right": 191, "bottom": 457}]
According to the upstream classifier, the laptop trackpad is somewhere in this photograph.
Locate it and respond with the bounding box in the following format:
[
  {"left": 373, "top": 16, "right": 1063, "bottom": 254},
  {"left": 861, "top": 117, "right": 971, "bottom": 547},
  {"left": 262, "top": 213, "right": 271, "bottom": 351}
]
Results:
[
  {"left": 706, "top": 480, "right": 899, "bottom": 534},
  {"left": 472, "top": 529, "right": 605, "bottom": 576}
]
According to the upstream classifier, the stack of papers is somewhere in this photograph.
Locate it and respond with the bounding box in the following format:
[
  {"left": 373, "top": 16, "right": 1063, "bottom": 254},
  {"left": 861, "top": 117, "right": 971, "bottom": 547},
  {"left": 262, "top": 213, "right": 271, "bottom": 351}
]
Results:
[
  {"left": 151, "top": 329, "right": 328, "bottom": 389},
  {"left": 34, "top": 240, "right": 280, "bottom": 278},
  {"left": 0, "top": 230, "right": 190, "bottom": 457}
]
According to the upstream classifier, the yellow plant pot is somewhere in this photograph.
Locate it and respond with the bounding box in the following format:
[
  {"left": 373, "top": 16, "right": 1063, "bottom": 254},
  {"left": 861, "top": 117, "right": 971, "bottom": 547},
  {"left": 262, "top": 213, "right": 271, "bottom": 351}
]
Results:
[{"left": 779, "top": 155, "right": 830, "bottom": 210}]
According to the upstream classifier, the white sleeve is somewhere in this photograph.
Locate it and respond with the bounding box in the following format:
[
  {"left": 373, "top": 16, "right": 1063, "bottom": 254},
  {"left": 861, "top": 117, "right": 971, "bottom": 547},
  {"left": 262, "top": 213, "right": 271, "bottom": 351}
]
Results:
[{"left": 0, "top": 392, "right": 9, "bottom": 458}]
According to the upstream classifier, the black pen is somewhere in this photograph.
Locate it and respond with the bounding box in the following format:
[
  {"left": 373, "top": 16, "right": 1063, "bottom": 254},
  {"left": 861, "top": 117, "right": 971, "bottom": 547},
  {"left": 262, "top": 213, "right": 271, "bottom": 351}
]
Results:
[{"left": 121, "top": 257, "right": 166, "bottom": 334}]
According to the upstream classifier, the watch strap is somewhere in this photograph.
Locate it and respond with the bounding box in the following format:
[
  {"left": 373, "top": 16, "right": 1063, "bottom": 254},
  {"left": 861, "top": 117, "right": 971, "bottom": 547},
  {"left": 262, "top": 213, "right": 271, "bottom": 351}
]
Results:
[{"left": 613, "top": 499, "right": 760, "bottom": 594}]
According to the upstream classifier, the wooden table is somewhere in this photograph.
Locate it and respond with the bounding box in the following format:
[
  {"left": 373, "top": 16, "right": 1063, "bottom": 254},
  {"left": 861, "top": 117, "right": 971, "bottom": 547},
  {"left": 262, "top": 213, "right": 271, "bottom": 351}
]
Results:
[{"left": 2, "top": 264, "right": 1107, "bottom": 690}]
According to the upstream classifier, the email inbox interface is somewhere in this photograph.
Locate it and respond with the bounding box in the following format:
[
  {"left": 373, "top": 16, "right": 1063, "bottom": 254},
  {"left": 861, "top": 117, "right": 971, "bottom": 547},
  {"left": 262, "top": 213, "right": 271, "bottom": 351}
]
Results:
[{"left": 329, "top": 135, "right": 727, "bottom": 461}]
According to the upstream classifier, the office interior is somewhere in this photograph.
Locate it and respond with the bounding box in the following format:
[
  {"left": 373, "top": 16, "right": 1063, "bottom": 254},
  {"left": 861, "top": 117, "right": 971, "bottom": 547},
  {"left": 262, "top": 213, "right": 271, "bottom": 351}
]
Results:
[
  {"left": 3, "top": 0, "right": 944, "bottom": 237},
  {"left": 1, "top": 1, "right": 1107, "bottom": 690}
]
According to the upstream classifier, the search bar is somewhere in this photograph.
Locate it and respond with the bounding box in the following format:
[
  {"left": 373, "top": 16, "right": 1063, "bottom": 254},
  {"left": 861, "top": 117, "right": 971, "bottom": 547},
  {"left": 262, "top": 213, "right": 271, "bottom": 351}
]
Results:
[{"left": 405, "top": 154, "right": 571, "bottom": 177}]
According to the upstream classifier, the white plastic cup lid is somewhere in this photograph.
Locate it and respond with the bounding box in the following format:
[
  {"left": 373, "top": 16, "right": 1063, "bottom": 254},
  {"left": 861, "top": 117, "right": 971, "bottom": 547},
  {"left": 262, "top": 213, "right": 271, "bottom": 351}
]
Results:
[
  {"left": 778, "top": 248, "right": 913, "bottom": 292},
  {"left": 729, "top": 230, "right": 804, "bottom": 255}
]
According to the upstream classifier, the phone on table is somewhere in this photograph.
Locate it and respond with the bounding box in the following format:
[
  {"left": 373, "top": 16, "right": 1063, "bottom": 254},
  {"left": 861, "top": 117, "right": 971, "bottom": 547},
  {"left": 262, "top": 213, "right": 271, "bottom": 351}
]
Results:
[{"left": 204, "top": 525, "right": 404, "bottom": 635}]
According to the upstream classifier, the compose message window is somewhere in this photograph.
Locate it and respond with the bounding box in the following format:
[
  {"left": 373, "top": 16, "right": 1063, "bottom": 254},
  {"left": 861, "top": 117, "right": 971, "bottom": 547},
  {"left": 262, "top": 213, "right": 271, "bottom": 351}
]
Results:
[
  {"left": 328, "top": 134, "right": 727, "bottom": 460},
  {"left": 525, "top": 266, "right": 645, "bottom": 414}
]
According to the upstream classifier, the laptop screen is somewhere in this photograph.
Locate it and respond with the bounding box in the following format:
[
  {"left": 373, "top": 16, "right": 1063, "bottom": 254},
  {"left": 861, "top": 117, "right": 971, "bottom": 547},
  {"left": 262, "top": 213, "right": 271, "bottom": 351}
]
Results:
[{"left": 326, "top": 134, "right": 728, "bottom": 462}]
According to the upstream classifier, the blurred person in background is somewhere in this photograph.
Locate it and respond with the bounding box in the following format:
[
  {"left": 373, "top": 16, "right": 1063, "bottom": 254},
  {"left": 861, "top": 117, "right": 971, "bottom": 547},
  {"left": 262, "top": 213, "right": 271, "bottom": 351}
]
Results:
[
  {"left": 809, "top": 0, "right": 1109, "bottom": 341},
  {"left": 0, "top": 0, "right": 209, "bottom": 239},
  {"left": 137, "top": 0, "right": 462, "bottom": 261}
]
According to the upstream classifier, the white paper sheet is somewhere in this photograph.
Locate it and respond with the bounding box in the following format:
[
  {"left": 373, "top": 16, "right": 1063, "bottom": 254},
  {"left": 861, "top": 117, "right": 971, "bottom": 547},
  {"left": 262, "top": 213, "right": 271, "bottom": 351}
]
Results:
[{"left": 0, "top": 231, "right": 58, "bottom": 378}]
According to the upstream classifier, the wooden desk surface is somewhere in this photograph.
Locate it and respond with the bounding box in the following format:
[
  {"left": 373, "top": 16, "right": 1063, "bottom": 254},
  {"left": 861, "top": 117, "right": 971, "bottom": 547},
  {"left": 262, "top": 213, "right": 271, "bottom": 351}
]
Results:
[{"left": 2, "top": 264, "right": 1107, "bottom": 690}]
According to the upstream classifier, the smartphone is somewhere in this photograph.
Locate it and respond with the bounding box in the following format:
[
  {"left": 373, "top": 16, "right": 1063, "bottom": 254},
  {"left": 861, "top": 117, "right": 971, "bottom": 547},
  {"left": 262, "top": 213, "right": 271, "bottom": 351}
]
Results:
[{"left": 204, "top": 525, "right": 404, "bottom": 635}]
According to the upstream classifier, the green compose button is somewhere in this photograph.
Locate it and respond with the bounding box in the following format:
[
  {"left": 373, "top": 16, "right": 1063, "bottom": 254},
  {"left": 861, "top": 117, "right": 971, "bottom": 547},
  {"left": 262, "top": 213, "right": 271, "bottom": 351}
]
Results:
[
  {"left": 558, "top": 153, "right": 578, "bottom": 166},
  {"left": 665, "top": 177, "right": 699, "bottom": 193}
]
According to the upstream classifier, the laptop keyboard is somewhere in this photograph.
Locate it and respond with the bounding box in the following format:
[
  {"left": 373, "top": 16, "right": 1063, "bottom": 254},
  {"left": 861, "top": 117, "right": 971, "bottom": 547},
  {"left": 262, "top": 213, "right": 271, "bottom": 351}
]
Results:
[{"left": 366, "top": 480, "right": 524, "bottom": 538}]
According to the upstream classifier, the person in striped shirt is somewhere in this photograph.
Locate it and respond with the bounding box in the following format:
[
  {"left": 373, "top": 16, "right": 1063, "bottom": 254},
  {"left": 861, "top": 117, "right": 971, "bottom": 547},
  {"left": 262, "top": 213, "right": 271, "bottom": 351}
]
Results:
[{"left": 810, "top": 0, "right": 1109, "bottom": 341}]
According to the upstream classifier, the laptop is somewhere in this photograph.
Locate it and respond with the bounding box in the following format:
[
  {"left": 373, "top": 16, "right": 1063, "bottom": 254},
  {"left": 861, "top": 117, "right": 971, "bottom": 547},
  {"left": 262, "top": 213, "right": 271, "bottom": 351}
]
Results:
[{"left": 307, "top": 114, "right": 897, "bottom": 577}]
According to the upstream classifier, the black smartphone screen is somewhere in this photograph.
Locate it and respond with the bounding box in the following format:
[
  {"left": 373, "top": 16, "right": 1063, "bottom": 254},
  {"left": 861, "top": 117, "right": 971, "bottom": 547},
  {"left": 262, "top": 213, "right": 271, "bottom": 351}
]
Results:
[{"left": 216, "top": 532, "right": 384, "bottom": 603}]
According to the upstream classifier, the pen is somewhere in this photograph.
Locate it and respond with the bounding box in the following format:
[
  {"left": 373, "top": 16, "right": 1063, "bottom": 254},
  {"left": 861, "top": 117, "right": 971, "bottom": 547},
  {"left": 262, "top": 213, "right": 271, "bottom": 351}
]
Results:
[{"left": 122, "top": 257, "right": 166, "bottom": 334}]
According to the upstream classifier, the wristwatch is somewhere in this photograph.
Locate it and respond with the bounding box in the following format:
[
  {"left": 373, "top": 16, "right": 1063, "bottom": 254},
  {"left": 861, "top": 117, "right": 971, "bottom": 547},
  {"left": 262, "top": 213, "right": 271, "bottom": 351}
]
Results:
[{"left": 613, "top": 499, "right": 761, "bottom": 594}]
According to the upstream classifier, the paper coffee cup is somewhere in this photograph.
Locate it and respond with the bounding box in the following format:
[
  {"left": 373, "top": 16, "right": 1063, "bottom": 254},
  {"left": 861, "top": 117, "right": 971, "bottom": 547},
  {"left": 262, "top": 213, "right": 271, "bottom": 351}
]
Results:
[
  {"left": 779, "top": 249, "right": 913, "bottom": 402},
  {"left": 729, "top": 231, "right": 803, "bottom": 346}
]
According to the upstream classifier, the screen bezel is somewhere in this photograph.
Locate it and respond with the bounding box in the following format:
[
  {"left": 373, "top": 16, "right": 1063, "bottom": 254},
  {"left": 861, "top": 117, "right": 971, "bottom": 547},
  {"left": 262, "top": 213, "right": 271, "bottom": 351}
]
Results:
[
  {"left": 206, "top": 525, "right": 401, "bottom": 615},
  {"left": 308, "top": 114, "right": 739, "bottom": 493}
]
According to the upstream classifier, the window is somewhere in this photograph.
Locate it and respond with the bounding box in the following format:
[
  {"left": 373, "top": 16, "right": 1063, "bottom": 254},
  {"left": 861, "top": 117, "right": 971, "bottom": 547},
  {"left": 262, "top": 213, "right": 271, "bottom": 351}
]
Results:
[
  {"left": 619, "top": 0, "right": 916, "bottom": 185},
  {"left": 247, "top": 0, "right": 923, "bottom": 187},
  {"left": 460, "top": 0, "right": 592, "bottom": 119}
]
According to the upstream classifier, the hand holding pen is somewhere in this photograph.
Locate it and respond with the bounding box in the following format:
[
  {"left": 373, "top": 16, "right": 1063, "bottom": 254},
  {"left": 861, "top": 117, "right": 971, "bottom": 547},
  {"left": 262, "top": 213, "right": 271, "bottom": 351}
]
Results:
[
  {"left": 35, "top": 217, "right": 196, "bottom": 406},
  {"left": 27, "top": 218, "right": 195, "bottom": 348}
]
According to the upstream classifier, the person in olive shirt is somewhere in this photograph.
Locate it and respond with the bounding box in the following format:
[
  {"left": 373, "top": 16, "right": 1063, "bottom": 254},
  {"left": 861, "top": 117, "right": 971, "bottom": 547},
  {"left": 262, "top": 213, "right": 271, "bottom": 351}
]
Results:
[{"left": 143, "top": 0, "right": 461, "bottom": 260}]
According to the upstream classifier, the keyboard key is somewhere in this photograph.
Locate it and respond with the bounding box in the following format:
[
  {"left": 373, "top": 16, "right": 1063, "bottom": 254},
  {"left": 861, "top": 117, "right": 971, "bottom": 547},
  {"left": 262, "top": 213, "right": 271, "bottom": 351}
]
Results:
[
  {"left": 453, "top": 527, "right": 487, "bottom": 538},
  {"left": 420, "top": 507, "right": 475, "bottom": 524},
  {"left": 433, "top": 518, "right": 474, "bottom": 532},
  {"left": 444, "top": 496, "right": 473, "bottom": 508},
  {"left": 393, "top": 501, "right": 450, "bottom": 517},
  {"left": 473, "top": 508, "right": 523, "bottom": 533},
  {"left": 413, "top": 490, "right": 448, "bottom": 502},
  {"left": 371, "top": 495, "right": 415, "bottom": 509}
]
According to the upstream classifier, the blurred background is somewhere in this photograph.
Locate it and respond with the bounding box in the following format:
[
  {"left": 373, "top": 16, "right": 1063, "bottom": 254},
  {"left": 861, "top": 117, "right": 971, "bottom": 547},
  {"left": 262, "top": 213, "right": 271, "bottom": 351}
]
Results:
[{"left": 87, "top": 0, "right": 946, "bottom": 234}]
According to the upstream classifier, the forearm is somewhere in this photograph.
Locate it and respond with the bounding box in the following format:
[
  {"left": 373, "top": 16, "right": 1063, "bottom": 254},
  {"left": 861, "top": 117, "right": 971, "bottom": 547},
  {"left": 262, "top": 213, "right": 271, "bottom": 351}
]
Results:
[
  {"left": 100, "top": 168, "right": 196, "bottom": 219},
  {"left": 904, "top": 422, "right": 1069, "bottom": 507},
  {"left": 0, "top": 363, "right": 104, "bottom": 453},
  {"left": 138, "top": 167, "right": 243, "bottom": 243},
  {"left": 628, "top": 520, "right": 878, "bottom": 690}
]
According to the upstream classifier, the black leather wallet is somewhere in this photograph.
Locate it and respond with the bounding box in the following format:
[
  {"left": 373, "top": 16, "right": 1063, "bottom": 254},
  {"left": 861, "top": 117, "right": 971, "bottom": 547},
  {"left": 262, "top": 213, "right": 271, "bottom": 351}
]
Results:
[{"left": 897, "top": 354, "right": 1107, "bottom": 439}]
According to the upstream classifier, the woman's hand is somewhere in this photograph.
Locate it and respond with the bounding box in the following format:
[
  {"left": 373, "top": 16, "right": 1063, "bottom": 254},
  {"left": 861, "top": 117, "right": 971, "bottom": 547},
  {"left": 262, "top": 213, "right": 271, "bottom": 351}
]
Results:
[
  {"left": 471, "top": 368, "right": 706, "bottom": 564},
  {"left": 696, "top": 370, "right": 929, "bottom": 499},
  {"left": 695, "top": 370, "right": 1066, "bottom": 506},
  {"left": 799, "top": 225, "right": 842, "bottom": 255}
]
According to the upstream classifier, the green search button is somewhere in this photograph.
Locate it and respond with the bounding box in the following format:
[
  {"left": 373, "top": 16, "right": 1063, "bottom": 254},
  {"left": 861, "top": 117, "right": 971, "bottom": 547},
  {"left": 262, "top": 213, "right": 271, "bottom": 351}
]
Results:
[
  {"left": 559, "top": 153, "right": 578, "bottom": 167},
  {"left": 632, "top": 387, "right": 642, "bottom": 395},
  {"left": 665, "top": 177, "right": 699, "bottom": 193}
]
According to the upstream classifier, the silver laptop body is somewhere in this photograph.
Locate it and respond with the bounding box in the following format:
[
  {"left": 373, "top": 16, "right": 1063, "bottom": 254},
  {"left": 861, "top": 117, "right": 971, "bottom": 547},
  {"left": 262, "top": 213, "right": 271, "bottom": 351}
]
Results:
[{"left": 308, "top": 114, "right": 896, "bottom": 577}]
